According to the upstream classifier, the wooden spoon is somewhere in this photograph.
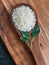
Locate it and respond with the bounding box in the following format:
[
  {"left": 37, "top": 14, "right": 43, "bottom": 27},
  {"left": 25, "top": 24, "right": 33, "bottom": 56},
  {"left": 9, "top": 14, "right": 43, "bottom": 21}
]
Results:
[{"left": 1, "top": 0, "right": 46, "bottom": 65}]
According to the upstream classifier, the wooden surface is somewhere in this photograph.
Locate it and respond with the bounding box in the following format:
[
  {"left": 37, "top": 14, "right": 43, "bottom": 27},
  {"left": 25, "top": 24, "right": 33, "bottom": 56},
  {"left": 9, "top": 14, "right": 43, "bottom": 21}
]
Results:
[
  {"left": 0, "top": 0, "right": 49, "bottom": 65},
  {"left": 0, "top": 1, "right": 37, "bottom": 65}
]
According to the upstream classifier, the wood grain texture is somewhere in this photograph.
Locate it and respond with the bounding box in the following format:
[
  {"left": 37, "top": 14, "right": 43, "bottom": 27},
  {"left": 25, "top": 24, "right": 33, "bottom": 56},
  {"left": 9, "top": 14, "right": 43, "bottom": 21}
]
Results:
[
  {"left": 0, "top": 1, "right": 37, "bottom": 65},
  {"left": 0, "top": 0, "right": 49, "bottom": 65}
]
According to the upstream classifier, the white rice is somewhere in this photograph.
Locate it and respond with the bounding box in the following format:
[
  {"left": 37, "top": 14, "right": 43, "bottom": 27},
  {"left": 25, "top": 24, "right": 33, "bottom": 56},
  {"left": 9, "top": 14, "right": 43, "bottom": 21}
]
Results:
[{"left": 12, "top": 5, "right": 36, "bottom": 32}]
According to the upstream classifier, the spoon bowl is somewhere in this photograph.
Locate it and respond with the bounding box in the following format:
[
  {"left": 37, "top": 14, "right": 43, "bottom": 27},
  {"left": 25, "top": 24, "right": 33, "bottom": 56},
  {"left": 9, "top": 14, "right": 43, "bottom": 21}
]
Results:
[{"left": 10, "top": 3, "right": 38, "bottom": 37}]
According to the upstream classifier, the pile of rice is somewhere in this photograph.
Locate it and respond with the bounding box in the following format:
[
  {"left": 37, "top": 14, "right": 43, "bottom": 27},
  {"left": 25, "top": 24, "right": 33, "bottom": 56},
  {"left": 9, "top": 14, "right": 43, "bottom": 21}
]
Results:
[{"left": 12, "top": 5, "right": 36, "bottom": 32}]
